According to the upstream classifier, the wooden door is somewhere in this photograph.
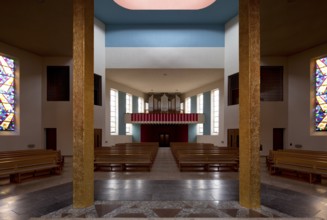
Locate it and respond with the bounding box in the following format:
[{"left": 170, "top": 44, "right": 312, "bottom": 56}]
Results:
[
  {"left": 159, "top": 133, "right": 170, "bottom": 147},
  {"left": 227, "top": 129, "right": 239, "bottom": 148},
  {"left": 45, "top": 128, "right": 57, "bottom": 150},
  {"left": 273, "top": 128, "right": 284, "bottom": 150},
  {"left": 94, "top": 129, "right": 102, "bottom": 148}
]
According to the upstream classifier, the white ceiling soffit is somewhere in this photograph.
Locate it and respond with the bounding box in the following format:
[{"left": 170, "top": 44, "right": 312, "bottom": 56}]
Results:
[
  {"left": 105, "top": 48, "right": 224, "bottom": 69},
  {"left": 106, "top": 69, "right": 224, "bottom": 93}
]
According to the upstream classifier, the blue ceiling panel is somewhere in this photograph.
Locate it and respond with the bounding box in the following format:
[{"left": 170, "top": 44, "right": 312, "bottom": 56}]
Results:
[
  {"left": 95, "top": 0, "right": 238, "bottom": 25},
  {"left": 106, "top": 24, "right": 225, "bottom": 47}
]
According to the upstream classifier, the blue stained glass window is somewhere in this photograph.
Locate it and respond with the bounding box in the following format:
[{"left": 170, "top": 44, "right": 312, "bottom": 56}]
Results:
[
  {"left": 0, "top": 55, "right": 15, "bottom": 131},
  {"left": 315, "top": 57, "right": 327, "bottom": 131}
]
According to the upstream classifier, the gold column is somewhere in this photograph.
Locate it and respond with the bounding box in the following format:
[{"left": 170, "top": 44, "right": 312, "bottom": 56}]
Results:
[
  {"left": 239, "top": 0, "right": 261, "bottom": 208},
  {"left": 73, "top": 0, "right": 94, "bottom": 208}
]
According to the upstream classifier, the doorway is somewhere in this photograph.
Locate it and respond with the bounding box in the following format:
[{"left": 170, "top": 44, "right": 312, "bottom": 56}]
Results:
[
  {"left": 45, "top": 128, "right": 57, "bottom": 150},
  {"left": 159, "top": 133, "right": 170, "bottom": 147},
  {"left": 94, "top": 129, "right": 102, "bottom": 148},
  {"left": 273, "top": 128, "right": 284, "bottom": 150},
  {"left": 227, "top": 129, "right": 239, "bottom": 148}
]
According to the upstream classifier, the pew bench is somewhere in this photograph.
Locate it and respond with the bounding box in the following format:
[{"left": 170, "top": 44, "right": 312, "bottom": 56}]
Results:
[
  {"left": 178, "top": 154, "right": 239, "bottom": 172},
  {"left": 0, "top": 156, "right": 61, "bottom": 183},
  {"left": 94, "top": 154, "right": 153, "bottom": 171},
  {"left": 267, "top": 150, "right": 327, "bottom": 176},
  {"left": 0, "top": 149, "right": 64, "bottom": 171},
  {"left": 271, "top": 156, "right": 327, "bottom": 183}
]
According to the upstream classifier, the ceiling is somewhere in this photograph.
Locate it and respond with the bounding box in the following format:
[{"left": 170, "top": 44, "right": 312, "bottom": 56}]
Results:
[
  {"left": 107, "top": 69, "right": 224, "bottom": 93},
  {"left": 1, "top": 0, "right": 327, "bottom": 93},
  {"left": 0, "top": 0, "right": 73, "bottom": 57},
  {"left": 1, "top": 0, "right": 326, "bottom": 57},
  {"left": 260, "top": 0, "right": 327, "bottom": 56}
]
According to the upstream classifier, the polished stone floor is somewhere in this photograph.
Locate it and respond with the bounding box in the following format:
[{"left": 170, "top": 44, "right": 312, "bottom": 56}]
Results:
[{"left": 0, "top": 148, "right": 327, "bottom": 219}]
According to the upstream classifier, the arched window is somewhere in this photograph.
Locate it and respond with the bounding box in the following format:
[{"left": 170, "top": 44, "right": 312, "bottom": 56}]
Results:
[
  {"left": 315, "top": 56, "right": 327, "bottom": 131},
  {"left": 0, "top": 55, "right": 15, "bottom": 131}
]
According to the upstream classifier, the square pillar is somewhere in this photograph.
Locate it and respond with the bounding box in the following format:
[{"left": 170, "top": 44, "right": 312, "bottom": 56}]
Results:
[
  {"left": 73, "top": 0, "right": 94, "bottom": 208},
  {"left": 239, "top": 0, "right": 261, "bottom": 208}
]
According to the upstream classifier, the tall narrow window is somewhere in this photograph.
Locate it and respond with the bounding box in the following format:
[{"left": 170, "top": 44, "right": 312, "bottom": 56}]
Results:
[
  {"left": 211, "top": 89, "right": 219, "bottom": 135},
  {"left": 185, "top": 97, "right": 191, "bottom": 113},
  {"left": 180, "top": 103, "right": 184, "bottom": 113},
  {"left": 315, "top": 56, "right": 327, "bottom": 131},
  {"left": 138, "top": 97, "right": 144, "bottom": 113},
  {"left": 145, "top": 102, "right": 149, "bottom": 113},
  {"left": 0, "top": 55, "right": 15, "bottom": 131},
  {"left": 110, "top": 89, "right": 118, "bottom": 135},
  {"left": 126, "top": 93, "right": 132, "bottom": 135},
  {"left": 197, "top": 93, "right": 203, "bottom": 135}
]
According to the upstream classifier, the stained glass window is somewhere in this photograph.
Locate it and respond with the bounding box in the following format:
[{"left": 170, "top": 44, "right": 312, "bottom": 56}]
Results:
[
  {"left": 315, "top": 56, "right": 327, "bottom": 131},
  {"left": 0, "top": 55, "right": 15, "bottom": 131}
]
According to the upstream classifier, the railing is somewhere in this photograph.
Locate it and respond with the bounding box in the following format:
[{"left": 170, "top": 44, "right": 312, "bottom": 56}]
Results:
[{"left": 125, "top": 113, "right": 204, "bottom": 124}]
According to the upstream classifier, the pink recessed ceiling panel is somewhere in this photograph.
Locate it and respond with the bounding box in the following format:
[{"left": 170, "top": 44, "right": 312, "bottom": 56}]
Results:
[{"left": 114, "top": 0, "right": 216, "bottom": 10}]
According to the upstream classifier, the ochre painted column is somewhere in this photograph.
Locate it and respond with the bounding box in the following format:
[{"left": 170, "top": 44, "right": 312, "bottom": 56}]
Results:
[
  {"left": 239, "top": 0, "right": 261, "bottom": 208},
  {"left": 73, "top": 0, "right": 94, "bottom": 208}
]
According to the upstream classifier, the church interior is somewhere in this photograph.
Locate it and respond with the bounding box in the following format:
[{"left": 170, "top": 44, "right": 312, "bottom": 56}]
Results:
[{"left": 0, "top": 0, "right": 327, "bottom": 219}]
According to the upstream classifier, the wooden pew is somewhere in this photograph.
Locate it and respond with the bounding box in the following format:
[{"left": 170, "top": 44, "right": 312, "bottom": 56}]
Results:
[
  {"left": 94, "top": 154, "right": 152, "bottom": 171},
  {"left": 178, "top": 153, "right": 239, "bottom": 172},
  {"left": 269, "top": 149, "right": 327, "bottom": 183},
  {"left": 94, "top": 143, "right": 158, "bottom": 172},
  {"left": 0, "top": 149, "right": 64, "bottom": 169},
  {"left": 0, "top": 152, "right": 62, "bottom": 183},
  {"left": 170, "top": 143, "right": 239, "bottom": 172}
]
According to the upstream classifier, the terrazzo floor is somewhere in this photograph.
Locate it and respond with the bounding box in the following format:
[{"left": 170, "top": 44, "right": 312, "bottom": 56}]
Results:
[{"left": 42, "top": 201, "right": 290, "bottom": 218}]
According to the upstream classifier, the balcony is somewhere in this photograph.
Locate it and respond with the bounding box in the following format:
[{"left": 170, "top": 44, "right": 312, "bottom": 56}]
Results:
[{"left": 125, "top": 113, "right": 204, "bottom": 124}]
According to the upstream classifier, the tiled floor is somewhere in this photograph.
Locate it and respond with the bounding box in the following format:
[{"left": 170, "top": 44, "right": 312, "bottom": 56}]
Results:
[{"left": 0, "top": 148, "right": 327, "bottom": 219}]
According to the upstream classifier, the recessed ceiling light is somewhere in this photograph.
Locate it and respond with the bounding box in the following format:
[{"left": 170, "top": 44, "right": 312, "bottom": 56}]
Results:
[{"left": 114, "top": 0, "right": 216, "bottom": 10}]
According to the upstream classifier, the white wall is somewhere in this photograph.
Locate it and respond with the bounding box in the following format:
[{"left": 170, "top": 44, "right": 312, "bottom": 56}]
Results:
[
  {"left": 224, "top": 16, "right": 239, "bottom": 144},
  {"left": 42, "top": 57, "right": 73, "bottom": 155},
  {"left": 94, "top": 18, "right": 107, "bottom": 146},
  {"left": 0, "top": 42, "right": 43, "bottom": 151},
  {"left": 224, "top": 16, "right": 290, "bottom": 155},
  {"left": 288, "top": 43, "right": 327, "bottom": 151},
  {"left": 260, "top": 57, "right": 288, "bottom": 155}
]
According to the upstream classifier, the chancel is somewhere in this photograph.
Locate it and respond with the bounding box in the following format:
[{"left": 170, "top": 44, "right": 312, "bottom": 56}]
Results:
[{"left": 0, "top": 0, "right": 327, "bottom": 219}]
